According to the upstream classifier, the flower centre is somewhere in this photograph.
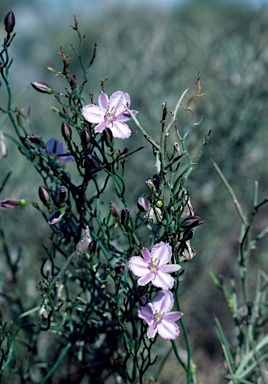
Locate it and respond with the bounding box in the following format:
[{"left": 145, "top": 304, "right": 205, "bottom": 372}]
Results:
[
  {"left": 149, "top": 257, "right": 160, "bottom": 273},
  {"left": 105, "top": 106, "right": 116, "bottom": 122},
  {"left": 154, "top": 310, "right": 165, "bottom": 323}
]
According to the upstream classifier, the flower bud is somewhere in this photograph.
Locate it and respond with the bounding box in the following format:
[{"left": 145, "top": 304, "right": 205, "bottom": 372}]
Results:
[
  {"left": 181, "top": 215, "right": 201, "bottom": 229},
  {"left": 4, "top": 11, "right": 15, "bottom": 34},
  {"left": 30, "top": 81, "right": 53, "bottom": 94},
  {"left": 183, "top": 229, "right": 194, "bottom": 241},
  {"left": 87, "top": 154, "right": 99, "bottom": 168},
  {"left": 80, "top": 128, "right": 91, "bottom": 146},
  {"left": 137, "top": 196, "right": 150, "bottom": 212},
  {"left": 61, "top": 121, "right": 72, "bottom": 142},
  {"left": 57, "top": 186, "right": 68, "bottom": 203},
  {"left": 102, "top": 128, "right": 114, "bottom": 147},
  {"left": 0, "top": 130, "right": 7, "bottom": 159},
  {"left": 120, "top": 208, "right": 130, "bottom": 225},
  {"left": 27, "top": 134, "right": 43, "bottom": 146},
  {"left": 114, "top": 261, "right": 126, "bottom": 275},
  {"left": 38, "top": 186, "right": 50, "bottom": 206},
  {"left": 110, "top": 201, "right": 119, "bottom": 219},
  {"left": 88, "top": 240, "right": 98, "bottom": 254},
  {"left": 48, "top": 210, "right": 65, "bottom": 225},
  {"left": 0, "top": 198, "right": 27, "bottom": 208}
]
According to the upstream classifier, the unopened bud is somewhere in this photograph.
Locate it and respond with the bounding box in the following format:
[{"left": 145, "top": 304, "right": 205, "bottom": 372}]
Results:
[
  {"left": 181, "top": 215, "right": 201, "bottom": 229},
  {"left": 88, "top": 240, "right": 98, "bottom": 254},
  {"left": 183, "top": 229, "right": 194, "bottom": 241},
  {"left": 137, "top": 196, "right": 150, "bottom": 212},
  {"left": 30, "top": 81, "right": 53, "bottom": 94},
  {"left": 114, "top": 261, "right": 126, "bottom": 275},
  {"left": 0, "top": 198, "right": 27, "bottom": 208},
  {"left": 110, "top": 201, "right": 119, "bottom": 218},
  {"left": 57, "top": 186, "right": 68, "bottom": 204},
  {"left": 87, "top": 154, "right": 99, "bottom": 168},
  {"left": 80, "top": 128, "right": 91, "bottom": 146},
  {"left": 103, "top": 128, "right": 114, "bottom": 147},
  {"left": 27, "top": 134, "right": 43, "bottom": 146},
  {"left": 120, "top": 208, "right": 130, "bottom": 225},
  {"left": 4, "top": 11, "right": 15, "bottom": 34},
  {"left": 48, "top": 210, "right": 65, "bottom": 225},
  {"left": 38, "top": 186, "right": 50, "bottom": 206},
  {"left": 61, "top": 121, "right": 72, "bottom": 142}
]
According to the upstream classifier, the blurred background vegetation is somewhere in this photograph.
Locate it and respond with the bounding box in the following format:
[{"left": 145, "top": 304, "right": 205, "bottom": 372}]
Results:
[{"left": 1, "top": 0, "right": 268, "bottom": 382}]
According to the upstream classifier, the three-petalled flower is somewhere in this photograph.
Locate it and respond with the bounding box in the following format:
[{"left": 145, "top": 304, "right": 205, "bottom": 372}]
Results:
[{"left": 82, "top": 91, "right": 137, "bottom": 139}]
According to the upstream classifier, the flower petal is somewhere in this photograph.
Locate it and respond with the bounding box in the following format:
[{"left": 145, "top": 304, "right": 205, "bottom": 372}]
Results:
[
  {"left": 46, "top": 138, "right": 64, "bottom": 155},
  {"left": 153, "top": 290, "right": 174, "bottom": 313},
  {"left": 116, "top": 110, "right": 138, "bottom": 122},
  {"left": 138, "top": 273, "right": 153, "bottom": 286},
  {"left": 82, "top": 105, "right": 105, "bottom": 124},
  {"left": 157, "top": 319, "right": 180, "bottom": 340},
  {"left": 147, "top": 324, "right": 158, "bottom": 339},
  {"left": 110, "top": 121, "right": 131, "bottom": 139},
  {"left": 109, "top": 91, "right": 130, "bottom": 115},
  {"left": 98, "top": 92, "right": 109, "bottom": 109},
  {"left": 141, "top": 247, "right": 151, "bottom": 263},
  {"left": 57, "top": 154, "right": 75, "bottom": 163},
  {"left": 138, "top": 303, "right": 154, "bottom": 325},
  {"left": 128, "top": 256, "right": 149, "bottom": 277},
  {"left": 164, "top": 311, "right": 183, "bottom": 322},
  {"left": 94, "top": 121, "right": 109, "bottom": 133},
  {"left": 160, "top": 263, "right": 181, "bottom": 273},
  {"left": 150, "top": 242, "right": 172, "bottom": 265},
  {"left": 152, "top": 270, "right": 175, "bottom": 290}
]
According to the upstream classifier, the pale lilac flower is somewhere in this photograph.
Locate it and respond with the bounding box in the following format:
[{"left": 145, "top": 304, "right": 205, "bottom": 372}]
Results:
[
  {"left": 45, "top": 138, "right": 74, "bottom": 163},
  {"left": 82, "top": 91, "right": 138, "bottom": 139},
  {"left": 128, "top": 241, "right": 181, "bottom": 290},
  {"left": 139, "top": 290, "right": 183, "bottom": 340}
]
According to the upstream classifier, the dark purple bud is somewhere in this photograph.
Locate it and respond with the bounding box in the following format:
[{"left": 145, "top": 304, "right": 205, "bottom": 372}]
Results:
[
  {"left": 120, "top": 208, "right": 130, "bottom": 225},
  {"left": 102, "top": 128, "right": 114, "bottom": 147},
  {"left": 181, "top": 215, "right": 201, "bottom": 229},
  {"left": 57, "top": 186, "right": 68, "bottom": 203},
  {"left": 88, "top": 240, "right": 98, "bottom": 254},
  {"left": 0, "top": 198, "right": 27, "bottom": 208},
  {"left": 114, "top": 261, "right": 126, "bottom": 275},
  {"left": 87, "top": 154, "right": 99, "bottom": 168},
  {"left": 38, "top": 186, "right": 50, "bottom": 206},
  {"left": 4, "top": 11, "right": 15, "bottom": 34},
  {"left": 122, "top": 147, "right": 129, "bottom": 155},
  {"left": 137, "top": 196, "right": 151, "bottom": 212},
  {"left": 30, "top": 81, "right": 53, "bottom": 94},
  {"left": 27, "top": 134, "right": 43, "bottom": 146},
  {"left": 110, "top": 201, "right": 119, "bottom": 218},
  {"left": 48, "top": 210, "right": 65, "bottom": 225},
  {"left": 183, "top": 229, "right": 194, "bottom": 241},
  {"left": 80, "top": 128, "right": 91, "bottom": 146},
  {"left": 61, "top": 121, "right": 72, "bottom": 142}
]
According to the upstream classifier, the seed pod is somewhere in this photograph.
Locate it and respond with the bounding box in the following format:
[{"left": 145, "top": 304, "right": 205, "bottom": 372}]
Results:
[{"left": 4, "top": 11, "right": 15, "bottom": 34}]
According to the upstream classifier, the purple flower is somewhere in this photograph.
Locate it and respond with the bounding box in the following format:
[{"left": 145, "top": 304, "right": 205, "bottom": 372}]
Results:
[
  {"left": 128, "top": 241, "right": 181, "bottom": 290},
  {"left": 45, "top": 138, "right": 74, "bottom": 163},
  {"left": 82, "top": 91, "right": 138, "bottom": 139},
  {"left": 139, "top": 290, "right": 183, "bottom": 340}
]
